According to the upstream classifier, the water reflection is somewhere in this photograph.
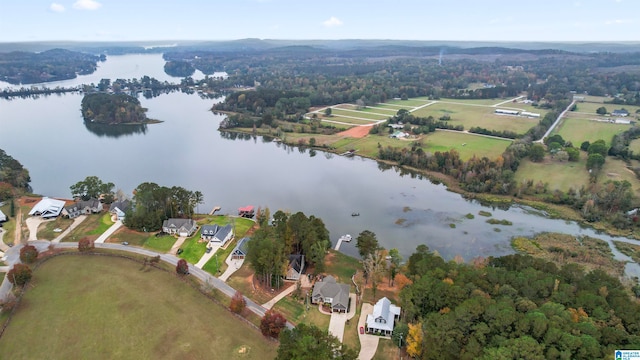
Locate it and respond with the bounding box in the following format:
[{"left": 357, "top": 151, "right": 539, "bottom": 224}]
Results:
[{"left": 84, "top": 121, "right": 149, "bottom": 138}]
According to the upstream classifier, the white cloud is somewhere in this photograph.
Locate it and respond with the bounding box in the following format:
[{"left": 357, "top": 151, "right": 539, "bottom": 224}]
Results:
[
  {"left": 322, "top": 16, "right": 343, "bottom": 28},
  {"left": 49, "top": 3, "right": 65, "bottom": 12},
  {"left": 73, "top": 0, "right": 102, "bottom": 10},
  {"left": 604, "top": 19, "right": 632, "bottom": 25}
]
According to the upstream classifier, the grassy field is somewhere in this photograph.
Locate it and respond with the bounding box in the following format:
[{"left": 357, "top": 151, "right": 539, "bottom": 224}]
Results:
[
  {"left": 420, "top": 131, "right": 511, "bottom": 160},
  {"left": 36, "top": 217, "right": 73, "bottom": 240},
  {"left": 554, "top": 116, "right": 631, "bottom": 146},
  {"left": 64, "top": 213, "right": 113, "bottom": 242},
  {"left": 516, "top": 155, "right": 640, "bottom": 195},
  {"left": 324, "top": 250, "right": 361, "bottom": 283},
  {"left": 328, "top": 108, "right": 388, "bottom": 121},
  {"left": 412, "top": 102, "right": 538, "bottom": 134},
  {"left": 0, "top": 256, "right": 277, "bottom": 359},
  {"left": 271, "top": 296, "right": 331, "bottom": 331},
  {"left": 0, "top": 202, "right": 16, "bottom": 246},
  {"left": 373, "top": 339, "right": 401, "bottom": 360},
  {"left": 384, "top": 98, "right": 431, "bottom": 107},
  {"left": 571, "top": 101, "right": 640, "bottom": 115}
]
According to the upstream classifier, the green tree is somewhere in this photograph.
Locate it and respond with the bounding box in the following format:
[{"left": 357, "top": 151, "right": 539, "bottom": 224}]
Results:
[
  {"left": 19, "top": 244, "right": 38, "bottom": 263},
  {"left": 70, "top": 175, "right": 115, "bottom": 201},
  {"left": 388, "top": 248, "right": 402, "bottom": 286},
  {"left": 586, "top": 153, "right": 605, "bottom": 171},
  {"left": 7, "top": 264, "right": 32, "bottom": 286},
  {"left": 587, "top": 139, "right": 608, "bottom": 157},
  {"left": 277, "top": 323, "right": 357, "bottom": 360},
  {"left": 324, "top": 107, "right": 332, "bottom": 117},
  {"left": 566, "top": 147, "right": 580, "bottom": 162},
  {"left": 596, "top": 106, "right": 607, "bottom": 115},
  {"left": 529, "top": 144, "right": 546, "bottom": 162},
  {"left": 356, "top": 230, "right": 380, "bottom": 259}
]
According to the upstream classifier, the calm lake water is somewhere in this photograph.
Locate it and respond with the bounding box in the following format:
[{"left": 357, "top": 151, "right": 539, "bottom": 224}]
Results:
[{"left": 1, "top": 53, "right": 639, "bottom": 277}]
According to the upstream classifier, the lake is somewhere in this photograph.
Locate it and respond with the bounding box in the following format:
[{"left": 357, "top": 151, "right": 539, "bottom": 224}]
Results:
[{"left": 1, "top": 53, "right": 639, "bottom": 277}]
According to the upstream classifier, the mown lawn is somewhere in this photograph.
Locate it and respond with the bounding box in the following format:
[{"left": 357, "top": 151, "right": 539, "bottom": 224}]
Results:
[
  {"left": 554, "top": 116, "right": 631, "bottom": 146},
  {"left": 36, "top": 217, "right": 73, "bottom": 240},
  {"left": 422, "top": 131, "right": 511, "bottom": 160},
  {"left": 271, "top": 296, "right": 331, "bottom": 331},
  {"left": 0, "top": 202, "right": 16, "bottom": 246},
  {"left": 373, "top": 339, "right": 402, "bottom": 360},
  {"left": 412, "top": 102, "right": 538, "bottom": 134},
  {"left": 0, "top": 256, "right": 277, "bottom": 359},
  {"left": 65, "top": 213, "right": 113, "bottom": 242},
  {"left": 324, "top": 250, "right": 361, "bottom": 283}
]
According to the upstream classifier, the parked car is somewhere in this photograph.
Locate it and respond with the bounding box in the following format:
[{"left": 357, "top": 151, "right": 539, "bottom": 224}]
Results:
[
  {"left": 360, "top": 326, "right": 364, "bottom": 334},
  {"left": 205, "top": 247, "right": 212, "bottom": 253},
  {"left": 122, "top": 241, "right": 129, "bottom": 245},
  {"left": 177, "top": 248, "right": 184, "bottom": 255}
]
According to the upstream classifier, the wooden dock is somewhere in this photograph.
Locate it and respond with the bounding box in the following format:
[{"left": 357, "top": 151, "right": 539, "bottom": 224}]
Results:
[{"left": 209, "top": 206, "right": 221, "bottom": 215}]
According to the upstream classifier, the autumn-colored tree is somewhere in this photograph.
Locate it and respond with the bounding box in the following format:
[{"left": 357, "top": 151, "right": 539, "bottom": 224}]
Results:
[
  {"left": 406, "top": 322, "right": 423, "bottom": 358},
  {"left": 260, "top": 309, "right": 287, "bottom": 338},
  {"left": 19, "top": 244, "right": 38, "bottom": 263},
  {"left": 78, "top": 237, "right": 94, "bottom": 252},
  {"left": 176, "top": 259, "right": 189, "bottom": 275},
  {"left": 394, "top": 273, "right": 413, "bottom": 290},
  {"left": 230, "top": 290, "right": 246, "bottom": 314},
  {"left": 7, "top": 264, "right": 32, "bottom": 287}
]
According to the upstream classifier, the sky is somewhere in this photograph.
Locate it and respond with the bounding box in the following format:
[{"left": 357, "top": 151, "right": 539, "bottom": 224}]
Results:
[{"left": 0, "top": 0, "right": 639, "bottom": 43}]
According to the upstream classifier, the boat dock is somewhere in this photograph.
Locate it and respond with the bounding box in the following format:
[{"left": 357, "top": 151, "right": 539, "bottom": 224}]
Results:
[
  {"left": 209, "top": 206, "right": 221, "bottom": 215},
  {"left": 334, "top": 234, "right": 352, "bottom": 251}
]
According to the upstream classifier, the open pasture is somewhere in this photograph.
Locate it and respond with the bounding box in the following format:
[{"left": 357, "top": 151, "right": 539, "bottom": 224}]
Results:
[
  {"left": 0, "top": 256, "right": 277, "bottom": 359},
  {"left": 328, "top": 108, "right": 389, "bottom": 121},
  {"left": 572, "top": 101, "right": 640, "bottom": 116},
  {"left": 412, "top": 102, "right": 538, "bottom": 134},
  {"left": 553, "top": 117, "right": 631, "bottom": 146},
  {"left": 420, "top": 131, "right": 511, "bottom": 160}
]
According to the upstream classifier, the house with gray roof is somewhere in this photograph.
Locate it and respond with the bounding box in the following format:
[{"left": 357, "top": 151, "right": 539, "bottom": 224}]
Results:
[
  {"left": 162, "top": 218, "right": 198, "bottom": 237},
  {"left": 64, "top": 198, "right": 102, "bottom": 219},
  {"left": 231, "top": 237, "right": 251, "bottom": 260},
  {"left": 311, "top": 275, "right": 350, "bottom": 313},
  {"left": 286, "top": 254, "right": 305, "bottom": 280},
  {"left": 212, "top": 224, "right": 233, "bottom": 246},
  {"left": 109, "top": 200, "right": 130, "bottom": 221},
  {"left": 200, "top": 224, "right": 219, "bottom": 241},
  {"left": 366, "top": 297, "right": 401, "bottom": 336}
]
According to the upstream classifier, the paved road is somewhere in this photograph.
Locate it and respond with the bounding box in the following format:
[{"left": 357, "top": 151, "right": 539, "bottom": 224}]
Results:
[
  {"left": 357, "top": 303, "right": 380, "bottom": 360},
  {"left": 52, "top": 215, "right": 87, "bottom": 243},
  {"left": 94, "top": 220, "right": 122, "bottom": 243},
  {"left": 536, "top": 100, "right": 576, "bottom": 143}
]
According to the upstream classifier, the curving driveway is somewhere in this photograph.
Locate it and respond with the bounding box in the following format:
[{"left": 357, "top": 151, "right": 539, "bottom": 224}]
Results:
[{"left": 357, "top": 303, "right": 380, "bottom": 360}]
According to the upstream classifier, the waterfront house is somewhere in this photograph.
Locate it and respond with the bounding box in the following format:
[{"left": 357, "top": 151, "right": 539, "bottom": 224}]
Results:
[
  {"left": 28, "top": 197, "right": 66, "bottom": 218},
  {"left": 231, "top": 237, "right": 251, "bottom": 260},
  {"left": 162, "top": 218, "right": 197, "bottom": 237},
  {"left": 109, "top": 200, "right": 130, "bottom": 221},
  {"left": 286, "top": 254, "right": 305, "bottom": 280},
  {"left": 311, "top": 275, "right": 350, "bottom": 313},
  {"left": 200, "top": 224, "right": 219, "bottom": 241},
  {"left": 212, "top": 224, "right": 233, "bottom": 246},
  {"left": 64, "top": 198, "right": 102, "bottom": 219},
  {"left": 365, "top": 297, "right": 401, "bottom": 336}
]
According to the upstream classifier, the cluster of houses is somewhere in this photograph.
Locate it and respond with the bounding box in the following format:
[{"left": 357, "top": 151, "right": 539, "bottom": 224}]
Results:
[{"left": 25, "top": 196, "right": 133, "bottom": 222}]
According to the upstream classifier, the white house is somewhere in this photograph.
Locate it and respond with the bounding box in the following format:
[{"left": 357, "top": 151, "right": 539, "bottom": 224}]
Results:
[
  {"left": 109, "top": 200, "right": 130, "bottom": 221},
  {"left": 520, "top": 111, "right": 540, "bottom": 118},
  {"left": 0, "top": 209, "right": 7, "bottom": 222},
  {"left": 28, "top": 197, "right": 66, "bottom": 218},
  {"left": 366, "top": 297, "right": 401, "bottom": 336}
]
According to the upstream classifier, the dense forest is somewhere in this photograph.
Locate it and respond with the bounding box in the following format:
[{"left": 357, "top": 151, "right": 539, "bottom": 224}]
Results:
[
  {"left": 164, "top": 60, "right": 195, "bottom": 77},
  {"left": 399, "top": 246, "right": 640, "bottom": 359},
  {"left": 80, "top": 93, "right": 152, "bottom": 125},
  {"left": 0, "top": 48, "right": 103, "bottom": 85}
]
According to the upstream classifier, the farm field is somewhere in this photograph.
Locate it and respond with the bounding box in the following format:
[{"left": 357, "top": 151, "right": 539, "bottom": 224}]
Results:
[
  {"left": 0, "top": 256, "right": 277, "bottom": 359},
  {"left": 329, "top": 108, "right": 389, "bottom": 121},
  {"left": 412, "top": 102, "right": 538, "bottom": 134},
  {"left": 421, "top": 131, "right": 512, "bottom": 160},
  {"left": 553, "top": 117, "right": 631, "bottom": 146},
  {"left": 572, "top": 101, "right": 640, "bottom": 115},
  {"left": 515, "top": 155, "right": 640, "bottom": 194}
]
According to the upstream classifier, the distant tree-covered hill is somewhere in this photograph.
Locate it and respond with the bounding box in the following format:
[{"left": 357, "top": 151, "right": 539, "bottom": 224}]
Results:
[
  {"left": 0, "top": 48, "right": 103, "bottom": 85},
  {"left": 81, "top": 93, "right": 151, "bottom": 125}
]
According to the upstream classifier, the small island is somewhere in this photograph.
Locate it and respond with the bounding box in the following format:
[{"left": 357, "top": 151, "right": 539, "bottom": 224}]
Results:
[{"left": 80, "top": 93, "right": 159, "bottom": 125}]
